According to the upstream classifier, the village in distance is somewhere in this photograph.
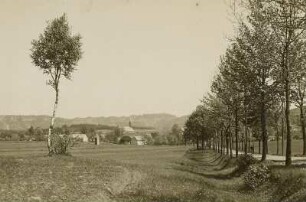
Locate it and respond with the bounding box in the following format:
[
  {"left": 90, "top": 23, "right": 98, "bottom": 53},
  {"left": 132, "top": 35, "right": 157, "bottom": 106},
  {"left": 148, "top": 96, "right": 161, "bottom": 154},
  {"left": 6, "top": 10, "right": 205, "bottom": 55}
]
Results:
[{"left": 1, "top": 1, "right": 306, "bottom": 202}]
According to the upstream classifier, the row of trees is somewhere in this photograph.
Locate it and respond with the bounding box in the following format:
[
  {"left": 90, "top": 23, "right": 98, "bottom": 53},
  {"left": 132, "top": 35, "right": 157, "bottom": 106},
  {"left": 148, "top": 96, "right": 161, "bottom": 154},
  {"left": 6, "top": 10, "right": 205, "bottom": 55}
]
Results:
[
  {"left": 0, "top": 127, "right": 47, "bottom": 141},
  {"left": 184, "top": 0, "right": 306, "bottom": 166}
]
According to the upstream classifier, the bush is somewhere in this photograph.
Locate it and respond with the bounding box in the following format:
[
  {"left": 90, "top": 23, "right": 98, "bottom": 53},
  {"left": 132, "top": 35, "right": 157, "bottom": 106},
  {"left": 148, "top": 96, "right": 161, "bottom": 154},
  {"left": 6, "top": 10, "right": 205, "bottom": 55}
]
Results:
[
  {"left": 143, "top": 135, "right": 153, "bottom": 145},
  {"left": 293, "top": 134, "right": 301, "bottom": 140},
  {"left": 51, "top": 134, "right": 72, "bottom": 155},
  {"left": 167, "top": 135, "right": 178, "bottom": 145},
  {"left": 236, "top": 154, "right": 258, "bottom": 171},
  {"left": 243, "top": 163, "right": 270, "bottom": 190},
  {"left": 153, "top": 135, "right": 168, "bottom": 145},
  {"left": 10, "top": 134, "right": 20, "bottom": 141}
]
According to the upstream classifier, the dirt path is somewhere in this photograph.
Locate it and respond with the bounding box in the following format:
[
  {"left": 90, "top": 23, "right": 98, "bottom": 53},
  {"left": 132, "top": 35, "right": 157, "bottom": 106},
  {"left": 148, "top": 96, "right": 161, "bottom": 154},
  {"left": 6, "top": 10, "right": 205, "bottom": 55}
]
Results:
[{"left": 232, "top": 150, "right": 306, "bottom": 164}]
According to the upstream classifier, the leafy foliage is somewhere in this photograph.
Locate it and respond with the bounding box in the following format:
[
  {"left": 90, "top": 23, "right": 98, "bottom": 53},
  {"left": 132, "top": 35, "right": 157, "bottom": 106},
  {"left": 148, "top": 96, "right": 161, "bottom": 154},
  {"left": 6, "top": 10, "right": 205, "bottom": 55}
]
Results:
[
  {"left": 51, "top": 134, "right": 72, "bottom": 155},
  {"left": 243, "top": 163, "right": 270, "bottom": 190},
  {"left": 236, "top": 154, "right": 258, "bottom": 172},
  {"left": 30, "top": 14, "right": 82, "bottom": 89}
]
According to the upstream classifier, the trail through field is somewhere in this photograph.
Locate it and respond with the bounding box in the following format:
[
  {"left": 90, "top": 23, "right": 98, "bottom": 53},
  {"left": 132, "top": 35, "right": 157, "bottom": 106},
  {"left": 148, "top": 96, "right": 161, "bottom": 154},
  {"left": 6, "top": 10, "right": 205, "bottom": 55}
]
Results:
[
  {"left": 111, "top": 148, "right": 267, "bottom": 202},
  {"left": 0, "top": 142, "right": 272, "bottom": 202},
  {"left": 231, "top": 149, "right": 306, "bottom": 164}
]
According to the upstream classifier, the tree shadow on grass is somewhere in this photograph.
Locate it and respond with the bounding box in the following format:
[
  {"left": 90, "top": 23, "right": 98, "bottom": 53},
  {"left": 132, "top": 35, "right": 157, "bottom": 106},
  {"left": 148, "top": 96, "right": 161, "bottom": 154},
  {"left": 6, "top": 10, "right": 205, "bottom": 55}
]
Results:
[
  {"left": 184, "top": 150, "right": 235, "bottom": 170},
  {"left": 175, "top": 151, "right": 242, "bottom": 180},
  {"left": 184, "top": 150, "right": 223, "bottom": 164},
  {"left": 173, "top": 165, "right": 236, "bottom": 180}
]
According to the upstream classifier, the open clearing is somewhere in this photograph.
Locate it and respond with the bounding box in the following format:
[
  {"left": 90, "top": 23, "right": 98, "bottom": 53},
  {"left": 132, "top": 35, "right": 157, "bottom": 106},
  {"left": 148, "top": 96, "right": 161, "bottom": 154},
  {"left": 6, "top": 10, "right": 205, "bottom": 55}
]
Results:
[{"left": 0, "top": 141, "right": 302, "bottom": 202}]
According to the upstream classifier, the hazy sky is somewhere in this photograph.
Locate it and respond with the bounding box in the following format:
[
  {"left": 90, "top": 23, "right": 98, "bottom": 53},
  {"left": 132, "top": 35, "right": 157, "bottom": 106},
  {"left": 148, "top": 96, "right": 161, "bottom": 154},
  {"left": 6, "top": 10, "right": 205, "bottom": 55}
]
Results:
[{"left": 0, "top": 0, "right": 234, "bottom": 118}]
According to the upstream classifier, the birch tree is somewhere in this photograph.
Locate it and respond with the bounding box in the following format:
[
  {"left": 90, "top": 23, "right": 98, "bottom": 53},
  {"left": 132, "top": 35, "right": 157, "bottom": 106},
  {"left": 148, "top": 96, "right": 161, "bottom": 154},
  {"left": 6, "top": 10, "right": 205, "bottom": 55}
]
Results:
[{"left": 30, "top": 14, "right": 82, "bottom": 155}]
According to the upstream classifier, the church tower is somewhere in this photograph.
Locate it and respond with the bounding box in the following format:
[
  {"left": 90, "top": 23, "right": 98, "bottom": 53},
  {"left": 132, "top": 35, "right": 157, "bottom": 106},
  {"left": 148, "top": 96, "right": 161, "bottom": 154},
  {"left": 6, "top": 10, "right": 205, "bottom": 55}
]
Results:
[{"left": 129, "top": 118, "right": 132, "bottom": 128}]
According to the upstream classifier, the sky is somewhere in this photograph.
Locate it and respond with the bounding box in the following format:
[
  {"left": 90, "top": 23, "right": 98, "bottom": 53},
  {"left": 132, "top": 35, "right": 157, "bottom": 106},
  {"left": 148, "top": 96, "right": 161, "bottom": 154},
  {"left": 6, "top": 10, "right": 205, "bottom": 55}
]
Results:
[{"left": 0, "top": 0, "right": 234, "bottom": 118}]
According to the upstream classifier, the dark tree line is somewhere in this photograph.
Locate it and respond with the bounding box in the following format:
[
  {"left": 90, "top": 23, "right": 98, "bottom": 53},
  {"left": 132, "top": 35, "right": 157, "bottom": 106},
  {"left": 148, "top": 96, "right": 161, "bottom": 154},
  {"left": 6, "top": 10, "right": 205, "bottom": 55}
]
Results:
[{"left": 184, "top": 0, "right": 306, "bottom": 166}]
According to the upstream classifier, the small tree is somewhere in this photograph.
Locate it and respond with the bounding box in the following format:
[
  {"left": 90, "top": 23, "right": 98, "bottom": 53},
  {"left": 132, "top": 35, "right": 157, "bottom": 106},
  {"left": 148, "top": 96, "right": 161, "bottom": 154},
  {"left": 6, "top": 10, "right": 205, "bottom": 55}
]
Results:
[
  {"left": 170, "top": 124, "right": 181, "bottom": 144},
  {"left": 30, "top": 14, "right": 82, "bottom": 155}
]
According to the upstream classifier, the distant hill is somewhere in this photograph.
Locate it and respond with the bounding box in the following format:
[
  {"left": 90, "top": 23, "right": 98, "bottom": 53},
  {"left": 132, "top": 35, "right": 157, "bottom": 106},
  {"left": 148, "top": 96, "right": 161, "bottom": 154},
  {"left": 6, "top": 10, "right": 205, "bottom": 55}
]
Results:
[
  {"left": 0, "top": 114, "right": 188, "bottom": 134},
  {"left": 1, "top": 107, "right": 303, "bottom": 134}
]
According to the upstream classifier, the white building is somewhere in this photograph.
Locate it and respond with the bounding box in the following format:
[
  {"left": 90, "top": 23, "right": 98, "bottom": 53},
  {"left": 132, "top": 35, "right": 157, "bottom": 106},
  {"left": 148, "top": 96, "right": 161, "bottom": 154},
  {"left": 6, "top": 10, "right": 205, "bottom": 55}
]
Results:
[
  {"left": 131, "top": 136, "right": 145, "bottom": 145},
  {"left": 70, "top": 133, "right": 88, "bottom": 142}
]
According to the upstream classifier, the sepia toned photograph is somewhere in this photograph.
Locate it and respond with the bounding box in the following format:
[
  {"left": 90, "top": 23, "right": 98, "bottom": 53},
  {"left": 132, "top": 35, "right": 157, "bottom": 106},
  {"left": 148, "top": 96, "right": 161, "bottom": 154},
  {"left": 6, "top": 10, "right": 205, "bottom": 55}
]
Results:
[{"left": 1, "top": 0, "right": 306, "bottom": 201}]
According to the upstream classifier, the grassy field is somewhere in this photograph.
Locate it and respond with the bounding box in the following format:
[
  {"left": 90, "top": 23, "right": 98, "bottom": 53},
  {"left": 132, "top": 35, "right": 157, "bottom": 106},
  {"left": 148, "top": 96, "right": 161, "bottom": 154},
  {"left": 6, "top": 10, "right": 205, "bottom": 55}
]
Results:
[
  {"left": 252, "top": 139, "right": 304, "bottom": 156},
  {"left": 0, "top": 141, "right": 305, "bottom": 202}
]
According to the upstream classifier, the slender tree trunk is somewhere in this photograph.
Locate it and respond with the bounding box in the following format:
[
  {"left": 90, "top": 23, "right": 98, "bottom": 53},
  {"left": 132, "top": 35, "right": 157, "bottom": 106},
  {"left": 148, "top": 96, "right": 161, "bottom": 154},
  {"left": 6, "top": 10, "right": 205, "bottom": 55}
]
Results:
[
  {"left": 244, "top": 95, "right": 248, "bottom": 155},
  {"left": 226, "top": 132, "right": 229, "bottom": 155},
  {"left": 260, "top": 63, "right": 268, "bottom": 161},
  {"left": 300, "top": 104, "right": 306, "bottom": 155},
  {"left": 285, "top": 42, "right": 292, "bottom": 166},
  {"left": 201, "top": 135, "right": 204, "bottom": 150},
  {"left": 248, "top": 138, "right": 251, "bottom": 153},
  {"left": 281, "top": 101, "right": 285, "bottom": 156},
  {"left": 48, "top": 88, "right": 59, "bottom": 155},
  {"left": 232, "top": 135, "right": 234, "bottom": 150},
  {"left": 261, "top": 99, "right": 268, "bottom": 161},
  {"left": 215, "top": 138, "right": 217, "bottom": 150},
  {"left": 240, "top": 138, "right": 243, "bottom": 151},
  {"left": 230, "top": 133, "right": 233, "bottom": 158},
  {"left": 221, "top": 130, "right": 223, "bottom": 155},
  {"left": 258, "top": 139, "right": 261, "bottom": 154},
  {"left": 244, "top": 127, "right": 248, "bottom": 154},
  {"left": 285, "top": 76, "right": 291, "bottom": 165},
  {"left": 235, "top": 108, "right": 239, "bottom": 157},
  {"left": 283, "top": 5, "right": 293, "bottom": 165},
  {"left": 217, "top": 133, "right": 220, "bottom": 153},
  {"left": 241, "top": 139, "right": 244, "bottom": 152},
  {"left": 196, "top": 135, "right": 199, "bottom": 150},
  {"left": 276, "top": 127, "right": 280, "bottom": 155}
]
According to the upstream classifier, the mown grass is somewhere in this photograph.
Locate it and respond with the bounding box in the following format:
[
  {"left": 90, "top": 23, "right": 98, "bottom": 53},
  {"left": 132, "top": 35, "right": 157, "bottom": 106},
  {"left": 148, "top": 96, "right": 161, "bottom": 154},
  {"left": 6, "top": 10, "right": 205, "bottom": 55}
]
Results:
[
  {"left": 0, "top": 155, "right": 121, "bottom": 201},
  {"left": 113, "top": 149, "right": 265, "bottom": 202},
  {"left": 0, "top": 141, "right": 305, "bottom": 202}
]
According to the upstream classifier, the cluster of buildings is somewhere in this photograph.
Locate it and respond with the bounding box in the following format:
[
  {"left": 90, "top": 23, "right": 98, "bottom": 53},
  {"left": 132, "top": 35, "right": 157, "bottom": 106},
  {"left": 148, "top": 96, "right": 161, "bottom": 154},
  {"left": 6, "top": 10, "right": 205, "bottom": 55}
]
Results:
[
  {"left": 115, "top": 120, "right": 156, "bottom": 145},
  {"left": 70, "top": 120, "right": 156, "bottom": 146}
]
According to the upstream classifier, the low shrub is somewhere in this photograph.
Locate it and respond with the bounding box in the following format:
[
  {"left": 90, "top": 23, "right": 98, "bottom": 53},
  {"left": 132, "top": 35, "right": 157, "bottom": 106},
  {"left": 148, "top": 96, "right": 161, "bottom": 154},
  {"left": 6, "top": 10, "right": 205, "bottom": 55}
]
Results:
[
  {"left": 243, "top": 163, "right": 270, "bottom": 190},
  {"left": 236, "top": 154, "right": 258, "bottom": 171},
  {"left": 51, "top": 134, "right": 73, "bottom": 155}
]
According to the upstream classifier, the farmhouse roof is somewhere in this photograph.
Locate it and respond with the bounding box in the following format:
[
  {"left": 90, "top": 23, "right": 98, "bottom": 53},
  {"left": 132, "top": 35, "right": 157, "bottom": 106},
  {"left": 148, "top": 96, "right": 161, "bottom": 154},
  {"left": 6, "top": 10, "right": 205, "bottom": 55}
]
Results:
[
  {"left": 122, "top": 126, "right": 135, "bottom": 133},
  {"left": 70, "top": 133, "right": 88, "bottom": 138},
  {"left": 133, "top": 135, "right": 145, "bottom": 141}
]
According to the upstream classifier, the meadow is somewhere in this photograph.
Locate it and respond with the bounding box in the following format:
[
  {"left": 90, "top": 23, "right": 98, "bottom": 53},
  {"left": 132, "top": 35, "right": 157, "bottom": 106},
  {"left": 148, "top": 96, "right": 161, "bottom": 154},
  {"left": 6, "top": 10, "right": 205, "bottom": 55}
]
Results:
[
  {"left": 252, "top": 139, "right": 304, "bottom": 156},
  {"left": 0, "top": 141, "right": 305, "bottom": 202}
]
